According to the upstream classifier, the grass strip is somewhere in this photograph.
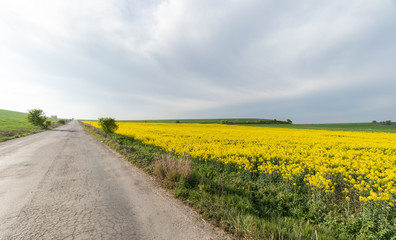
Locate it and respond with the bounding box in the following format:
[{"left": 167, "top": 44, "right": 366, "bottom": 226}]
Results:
[{"left": 0, "top": 130, "right": 44, "bottom": 142}]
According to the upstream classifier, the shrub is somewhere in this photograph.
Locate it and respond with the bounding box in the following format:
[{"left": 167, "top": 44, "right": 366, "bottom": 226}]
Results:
[
  {"left": 98, "top": 117, "right": 118, "bottom": 135},
  {"left": 44, "top": 120, "right": 52, "bottom": 129},
  {"left": 154, "top": 154, "right": 192, "bottom": 185},
  {"left": 27, "top": 109, "right": 49, "bottom": 129}
]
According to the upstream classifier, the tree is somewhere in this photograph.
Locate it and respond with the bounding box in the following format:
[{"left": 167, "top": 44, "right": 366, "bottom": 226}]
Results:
[
  {"left": 98, "top": 117, "right": 118, "bottom": 135},
  {"left": 27, "top": 109, "right": 51, "bottom": 129},
  {"left": 286, "top": 119, "right": 293, "bottom": 124}
]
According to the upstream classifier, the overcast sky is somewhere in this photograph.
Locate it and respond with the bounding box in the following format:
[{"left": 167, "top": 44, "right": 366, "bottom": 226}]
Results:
[{"left": 1, "top": 0, "right": 395, "bottom": 123}]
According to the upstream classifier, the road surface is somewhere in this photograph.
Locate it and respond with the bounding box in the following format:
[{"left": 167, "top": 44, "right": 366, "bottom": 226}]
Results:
[{"left": 0, "top": 121, "right": 228, "bottom": 239}]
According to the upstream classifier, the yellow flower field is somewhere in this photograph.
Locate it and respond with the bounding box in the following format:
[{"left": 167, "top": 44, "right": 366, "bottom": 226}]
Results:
[{"left": 84, "top": 121, "right": 396, "bottom": 205}]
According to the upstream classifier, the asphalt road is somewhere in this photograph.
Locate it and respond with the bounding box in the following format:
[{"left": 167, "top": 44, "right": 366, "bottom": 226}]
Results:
[{"left": 0, "top": 121, "right": 228, "bottom": 240}]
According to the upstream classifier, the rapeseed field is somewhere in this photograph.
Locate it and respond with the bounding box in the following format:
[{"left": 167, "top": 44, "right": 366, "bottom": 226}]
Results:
[{"left": 84, "top": 121, "right": 396, "bottom": 207}]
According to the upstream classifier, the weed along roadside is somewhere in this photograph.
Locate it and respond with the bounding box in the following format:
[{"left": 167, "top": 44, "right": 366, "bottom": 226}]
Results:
[{"left": 80, "top": 121, "right": 396, "bottom": 240}]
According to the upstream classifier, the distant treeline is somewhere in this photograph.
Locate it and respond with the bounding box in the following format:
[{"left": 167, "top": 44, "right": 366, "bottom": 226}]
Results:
[
  {"left": 219, "top": 119, "right": 292, "bottom": 125},
  {"left": 119, "top": 118, "right": 293, "bottom": 125},
  {"left": 372, "top": 120, "right": 393, "bottom": 125}
]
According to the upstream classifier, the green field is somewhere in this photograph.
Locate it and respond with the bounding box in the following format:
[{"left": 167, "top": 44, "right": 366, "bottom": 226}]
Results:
[
  {"left": 0, "top": 109, "right": 39, "bottom": 142},
  {"left": 120, "top": 118, "right": 276, "bottom": 124},
  {"left": 0, "top": 109, "right": 36, "bottom": 130},
  {"left": 245, "top": 122, "right": 396, "bottom": 133}
]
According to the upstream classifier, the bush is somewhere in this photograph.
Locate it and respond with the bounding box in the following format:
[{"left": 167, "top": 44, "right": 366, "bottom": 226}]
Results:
[
  {"left": 44, "top": 120, "right": 52, "bottom": 129},
  {"left": 27, "top": 109, "right": 49, "bottom": 129},
  {"left": 98, "top": 117, "right": 118, "bottom": 135},
  {"left": 154, "top": 154, "right": 192, "bottom": 184}
]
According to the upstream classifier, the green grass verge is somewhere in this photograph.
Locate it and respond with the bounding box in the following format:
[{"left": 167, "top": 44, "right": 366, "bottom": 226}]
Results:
[
  {"left": 81, "top": 122, "right": 395, "bottom": 239},
  {"left": 0, "top": 130, "right": 45, "bottom": 142}
]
